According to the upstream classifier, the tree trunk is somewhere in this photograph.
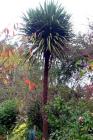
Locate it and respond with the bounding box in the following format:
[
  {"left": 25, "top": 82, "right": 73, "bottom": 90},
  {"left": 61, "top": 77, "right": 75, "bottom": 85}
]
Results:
[{"left": 42, "top": 51, "right": 50, "bottom": 140}]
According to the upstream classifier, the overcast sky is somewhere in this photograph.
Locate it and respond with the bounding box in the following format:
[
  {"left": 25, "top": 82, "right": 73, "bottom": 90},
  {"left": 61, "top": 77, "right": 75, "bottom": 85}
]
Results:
[{"left": 0, "top": 0, "right": 93, "bottom": 33}]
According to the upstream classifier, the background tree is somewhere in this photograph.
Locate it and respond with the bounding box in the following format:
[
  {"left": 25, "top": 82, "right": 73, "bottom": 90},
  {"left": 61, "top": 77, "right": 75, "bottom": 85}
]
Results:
[{"left": 21, "top": 1, "right": 73, "bottom": 139}]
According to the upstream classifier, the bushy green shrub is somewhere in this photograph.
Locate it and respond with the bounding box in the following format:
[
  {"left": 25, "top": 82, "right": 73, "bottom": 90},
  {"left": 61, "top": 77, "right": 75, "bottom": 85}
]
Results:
[
  {"left": 27, "top": 99, "right": 42, "bottom": 139},
  {"left": 0, "top": 99, "right": 18, "bottom": 135},
  {"left": 27, "top": 99, "right": 43, "bottom": 131},
  {"left": 46, "top": 96, "right": 93, "bottom": 140}
]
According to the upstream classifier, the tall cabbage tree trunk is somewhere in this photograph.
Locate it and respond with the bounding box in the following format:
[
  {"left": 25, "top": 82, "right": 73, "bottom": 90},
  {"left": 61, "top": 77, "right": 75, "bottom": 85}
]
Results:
[{"left": 42, "top": 51, "right": 50, "bottom": 140}]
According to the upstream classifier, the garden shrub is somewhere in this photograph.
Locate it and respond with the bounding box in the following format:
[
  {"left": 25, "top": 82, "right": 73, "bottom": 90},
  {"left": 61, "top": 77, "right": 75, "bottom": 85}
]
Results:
[
  {"left": 9, "top": 122, "right": 27, "bottom": 140},
  {"left": 27, "top": 99, "right": 43, "bottom": 139},
  {"left": 0, "top": 99, "right": 18, "bottom": 135},
  {"left": 27, "top": 99, "right": 43, "bottom": 131},
  {"left": 46, "top": 96, "right": 93, "bottom": 140}
]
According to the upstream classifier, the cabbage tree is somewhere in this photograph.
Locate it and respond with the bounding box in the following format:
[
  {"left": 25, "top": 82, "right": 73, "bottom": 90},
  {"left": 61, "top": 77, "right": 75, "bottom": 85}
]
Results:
[{"left": 22, "top": 1, "right": 73, "bottom": 139}]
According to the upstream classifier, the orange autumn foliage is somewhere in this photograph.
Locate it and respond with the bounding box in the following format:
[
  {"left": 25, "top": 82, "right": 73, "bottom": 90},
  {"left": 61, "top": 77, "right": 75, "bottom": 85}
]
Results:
[
  {"left": 0, "top": 48, "right": 14, "bottom": 58},
  {"left": 29, "top": 82, "right": 37, "bottom": 91},
  {"left": 24, "top": 79, "right": 37, "bottom": 91},
  {"left": 25, "top": 79, "right": 30, "bottom": 85}
]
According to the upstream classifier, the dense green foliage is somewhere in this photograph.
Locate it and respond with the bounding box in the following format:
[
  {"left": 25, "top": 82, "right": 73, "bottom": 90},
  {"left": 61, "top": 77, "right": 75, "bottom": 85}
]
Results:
[
  {"left": 0, "top": 100, "right": 18, "bottom": 135},
  {"left": 46, "top": 96, "right": 93, "bottom": 140},
  {"left": 27, "top": 99, "right": 42, "bottom": 130}
]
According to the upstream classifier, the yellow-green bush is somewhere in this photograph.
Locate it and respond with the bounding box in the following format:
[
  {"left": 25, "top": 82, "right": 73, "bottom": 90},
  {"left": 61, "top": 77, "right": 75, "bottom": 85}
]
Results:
[{"left": 9, "top": 123, "right": 27, "bottom": 140}]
